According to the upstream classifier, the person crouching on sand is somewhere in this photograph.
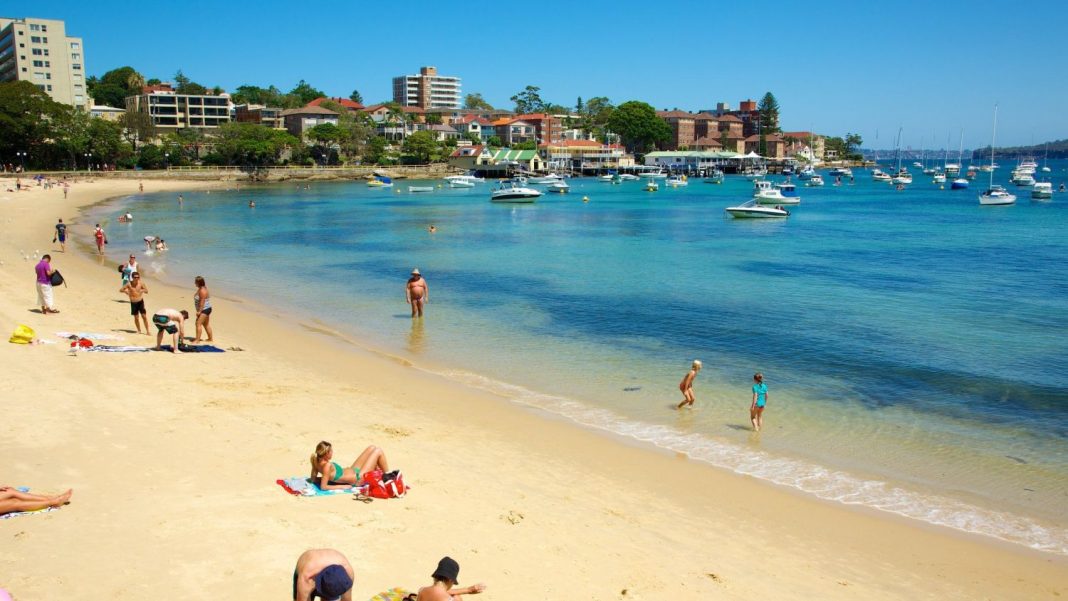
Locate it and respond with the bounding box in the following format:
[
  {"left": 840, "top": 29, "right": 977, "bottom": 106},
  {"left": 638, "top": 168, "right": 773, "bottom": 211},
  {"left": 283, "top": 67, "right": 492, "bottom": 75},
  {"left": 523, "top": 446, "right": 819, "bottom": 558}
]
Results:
[
  {"left": 152, "top": 308, "right": 188, "bottom": 352},
  {"left": 293, "top": 549, "right": 354, "bottom": 601},
  {"left": 310, "top": 441, "right": 390, "bottom": 491},
  {"left": 750, "top": 372, "right": 769, "bottom": 431},
  {"left": 677, "top": 360, "right": 701, "bottom": 409},
  {"left": 417, "top": 556, "right": 486, "bottom": 601}
]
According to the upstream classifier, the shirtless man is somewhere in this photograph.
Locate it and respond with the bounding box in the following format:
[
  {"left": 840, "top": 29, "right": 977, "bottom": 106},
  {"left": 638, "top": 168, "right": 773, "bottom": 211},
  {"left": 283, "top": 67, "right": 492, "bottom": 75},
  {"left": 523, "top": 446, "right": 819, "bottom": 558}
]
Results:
[
  {"left": 293, "top": 548, "right": 354, "bottom": 601},
  {"left": 406, "top": 268, "right": 429, "bottom": 318},
  {"left": 120, "top": 273, "right": 149, "bottom": 334},
  {"left": 151, "top": 308, "right": 188, "bottom": 352},
  {"left": 677, "top": 360, "right": 702, "bottom": 409},
  {"left": 417, "top": 556, "right": 485, "bottom": 601}
]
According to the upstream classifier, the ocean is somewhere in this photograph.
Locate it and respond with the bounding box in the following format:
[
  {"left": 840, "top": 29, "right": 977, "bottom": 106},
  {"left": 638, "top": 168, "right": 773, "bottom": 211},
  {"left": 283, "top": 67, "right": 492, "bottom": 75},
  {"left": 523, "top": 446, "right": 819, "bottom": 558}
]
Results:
[{"left": 90, "top": 160, "right": 1068, "bottom": 554}]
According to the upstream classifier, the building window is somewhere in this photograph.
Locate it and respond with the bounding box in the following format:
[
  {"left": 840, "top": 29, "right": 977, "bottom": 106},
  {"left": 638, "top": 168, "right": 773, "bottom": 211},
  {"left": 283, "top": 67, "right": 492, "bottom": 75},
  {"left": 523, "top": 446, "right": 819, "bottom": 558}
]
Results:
[
  {"left": 43, "top": 49, "right": 49, "bottom": 56},
  {"left": 41, "top": 25, "right": 48, "bottom": 32},
  {"left": 75, "top": 95, "right": 84, "bottom": 103},
  {"left": 47, "top": 85, "right": 52, "bottom": 91},
  {"left": 46, "top": 73, "right": 51, "bottom": 80},
  {"left": 70, "top": 42, "right": 79, "bottom": 49},
  {"left": 32, "top": 60, "right": 43, "bottom": 67},
  {"left": 32, "top": 48, "right": 42, "bottom": 55},
  {"left": 29, "top": 24, "right": 40, "bottom": 31},
  {"left": 30, "top": 36, "right": 41, "bottom": 43},
  {"left": 71, "top": 53, "right": 80, "bottom": 60},
  {"left": 37, "top": 84, "right": 45, "bottom": 91},
  {"left": 71, "top": 63, "right": 80, "bottom": 70}
]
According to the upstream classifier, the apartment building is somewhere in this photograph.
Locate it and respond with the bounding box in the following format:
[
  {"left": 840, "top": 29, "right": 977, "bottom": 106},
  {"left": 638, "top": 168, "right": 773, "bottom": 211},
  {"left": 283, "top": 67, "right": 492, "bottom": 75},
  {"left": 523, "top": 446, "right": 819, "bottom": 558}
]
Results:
[
  {"left": 392, "top": 66, "right": 461, "bottom": 110},
  {"left": 125, "top": 83, "right": 231, "bottom": 130},
  {"left": 235, "top": 103, "right": 285, "bottom": 129},
  {"left": 0, "top": 16, "right": 88, "bottom": 108}
]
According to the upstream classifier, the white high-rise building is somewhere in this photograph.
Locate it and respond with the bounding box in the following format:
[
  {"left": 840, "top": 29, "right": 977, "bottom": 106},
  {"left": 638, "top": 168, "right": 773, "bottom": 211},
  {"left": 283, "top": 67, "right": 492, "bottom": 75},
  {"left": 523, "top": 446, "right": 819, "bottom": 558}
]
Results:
[
  {"left": 0, "top": 16, "right": 88, "bottom": 108},
  {"left": 392, "top": 66, "right": 461, "bottom": 110}
]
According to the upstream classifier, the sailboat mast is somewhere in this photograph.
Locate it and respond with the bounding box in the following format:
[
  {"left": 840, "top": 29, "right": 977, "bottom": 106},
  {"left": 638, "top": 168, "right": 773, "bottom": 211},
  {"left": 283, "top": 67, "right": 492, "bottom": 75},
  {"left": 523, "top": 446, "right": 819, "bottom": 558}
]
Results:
[
  {"left": 989, "top": 104, "right": 998, "bottom": 188},
  {"left": 957, "top": 129, "right": 964, "bottom": 170}
]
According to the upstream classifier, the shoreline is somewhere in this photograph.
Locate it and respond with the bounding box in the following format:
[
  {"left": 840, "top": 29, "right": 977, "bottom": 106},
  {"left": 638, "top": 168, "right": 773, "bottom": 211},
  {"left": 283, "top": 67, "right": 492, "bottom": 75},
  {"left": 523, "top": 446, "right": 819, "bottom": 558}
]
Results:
[{"left": 1, "top": 179, "right": 1066, "bottom": 600}]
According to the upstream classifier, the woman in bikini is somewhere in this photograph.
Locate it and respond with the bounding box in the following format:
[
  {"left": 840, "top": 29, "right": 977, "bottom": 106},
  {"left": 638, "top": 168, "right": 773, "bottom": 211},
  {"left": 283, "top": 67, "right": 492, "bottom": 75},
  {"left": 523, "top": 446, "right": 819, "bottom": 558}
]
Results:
[
  {"left": 0, "top": 486, "right": 72, "bottom": 516},
  {"left": 310, "top": 441, "right": 390, "bottom": 491},
  {"left": 193, "top": 276, "right": 213, "bottom": 343}
]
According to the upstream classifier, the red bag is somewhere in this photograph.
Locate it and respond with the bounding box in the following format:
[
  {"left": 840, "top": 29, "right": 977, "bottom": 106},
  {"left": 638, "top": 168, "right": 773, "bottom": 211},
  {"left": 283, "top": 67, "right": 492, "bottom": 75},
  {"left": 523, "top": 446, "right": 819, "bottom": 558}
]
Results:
[{"left": 364, "top": 469, "right": 407, "bottom": 499}]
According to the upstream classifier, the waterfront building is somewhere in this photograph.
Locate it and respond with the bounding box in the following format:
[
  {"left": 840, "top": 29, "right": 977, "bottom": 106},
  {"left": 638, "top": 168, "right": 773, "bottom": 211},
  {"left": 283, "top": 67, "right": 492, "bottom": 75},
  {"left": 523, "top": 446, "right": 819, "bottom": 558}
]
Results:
[
  {"left": 540, "top": 140, "right": 632, "bottom": 171},
  {"left": 280, "top": 105, "right": 338, "bottom": 139},
  {"left": 454, "top": 114, "right": 494, "bottom": 141},
  {"left": 392, "top": 66, "right": 461, "bottom": 110},
  {"left": 513, "top": 113, "right": 563, "bottom": 145},
  {"left": 448, "top": 144, "right": 492, "bottom": 171},
  {"left": 744, "top": 134, "right": 785, "bottom": 158},
  {"left": 644, "top": 150, "right": 741, "bottom": 171},
  {"left": 692, "top": 136, "right": 723, "bottom": 151},
  {"left": 89, "top": 104, "right": 125, "bottom": 121},
  {"left": 235, "top": 104, "right": 285, "bottom": 129},
  {"left": 0, "top": 16, "right": 88, "bottom": 108},
  {"left": 424, "top": 123, "right": 460, "bottom": 142},
  {"left": 782, "top": 131, "right": 825, "bottom": 161},
  {"left": 656, "top": 110, "right": 696, "bottom": 150},
  {"left": 491, "top": 118, "right": 536, "bottom": 146},
  {"left": 125, "top": 83, "right": 231, "bottom": 130}
]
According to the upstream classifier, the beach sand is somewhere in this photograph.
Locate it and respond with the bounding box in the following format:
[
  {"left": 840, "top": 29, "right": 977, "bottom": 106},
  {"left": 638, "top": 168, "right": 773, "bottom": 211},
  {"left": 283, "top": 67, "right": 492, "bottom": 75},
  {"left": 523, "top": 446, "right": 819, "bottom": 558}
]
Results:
[{"left": 1, "top": 177, "right": 1065, "bottom": 600}]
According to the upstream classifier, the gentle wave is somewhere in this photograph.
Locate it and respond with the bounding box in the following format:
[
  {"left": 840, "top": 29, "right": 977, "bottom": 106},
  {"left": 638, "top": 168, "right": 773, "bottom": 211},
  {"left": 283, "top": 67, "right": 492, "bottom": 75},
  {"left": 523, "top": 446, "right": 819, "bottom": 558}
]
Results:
[{"left": 436, "top": 367, "right": 1068, "bottom": 556}]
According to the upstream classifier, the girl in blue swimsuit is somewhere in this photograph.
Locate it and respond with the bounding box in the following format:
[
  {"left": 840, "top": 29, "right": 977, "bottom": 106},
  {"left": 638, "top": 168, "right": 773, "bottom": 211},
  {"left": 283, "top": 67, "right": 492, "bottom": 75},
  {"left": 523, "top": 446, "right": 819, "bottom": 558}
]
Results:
[
  {"left": 311, "top": 441, "right": 390, "bottom": 491},
  {"left": 750, "top": 373, "right": 769, "bottom": 432}
]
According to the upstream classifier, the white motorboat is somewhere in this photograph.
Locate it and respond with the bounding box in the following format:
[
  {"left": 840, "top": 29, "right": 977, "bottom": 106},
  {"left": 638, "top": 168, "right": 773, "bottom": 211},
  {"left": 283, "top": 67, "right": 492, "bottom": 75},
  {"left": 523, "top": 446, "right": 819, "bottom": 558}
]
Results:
[
  {"left": 892, "top": 171, "right": 913, "bottom": 185},
  {"left": 933, "top": 173, "right": 947, "bottom": 184},
  {"left": 913, "top": 161, "right": 923, "bottom": 168},
  {"left": 951, "top": 177, "right": 969, "bottom": 189},
  {"left": 753, "top": 180, "right": 800, "bottom": 204},
  {"left": 666, "top": 175, "right": 688, "bottom": 187},
  {"left": 444, "top": 174, "right": 483, "bottom": 185},
  {"left": 640, "top": 169, "right": 668, "bottom": 179},
  {"left": 529, "top": 174, "right": 564, "bottom": 184},
  {"left": 619, "top": 174, "right": 640, "bottom": 181},
  {"left": 1015, "top": 158, "right": 1038, "bottom": 175},
  {"left": 547, "top": 181, "right": 570, "bottom": 194},
  {"left": 829, "top": 167, "right": 852, "bottom": 177},
  {"left": 979, "top": 185, "right": 1016, "bottom": 205},
  {"left": 491, "top": 184, "right": 542, "bottom": 203},
  {"left": 1011, "top": 171, "right": 1035, "bottom": 186},
  {"left": 644, "top": 179, "right": 659, "bottom": 192},
  {"left": 1032, "top": 182, "right": 1053, "bottom": 200},
  {"left": 944, "top": 163, "right": 961, "bottom": 176},
  {"left": 743, "top": 168, "right": 768, "bottom": 179},
  {"left": 448, "top": 179, "right": 475, "bottom": 188},
  {"left": 725, "top": 199, "right": 790, "bottom": 218},
  {"left": 872, "top": 169, "right": 892, "bottom": 182},
  {"left": 408, "top": 186, "right": 434, "bottom": 193},
  {"left": 922, "top": 167, "right": 937, "bottom": 175},
  {"left": 797, "top": 166, "right": 816, "bottom": 180},
  {"left": 806, "top": 174, "right": 824, "bottom": 186},
  {"left": 703, "top": 172, "right": 724, "bottom": 184}
]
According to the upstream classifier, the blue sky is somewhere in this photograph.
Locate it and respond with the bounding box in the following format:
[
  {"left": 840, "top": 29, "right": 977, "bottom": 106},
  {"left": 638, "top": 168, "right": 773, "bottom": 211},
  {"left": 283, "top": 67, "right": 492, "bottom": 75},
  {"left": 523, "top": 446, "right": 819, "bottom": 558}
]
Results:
[{"left": 21, "top": 0, "right": 1068, "bottom": 148}]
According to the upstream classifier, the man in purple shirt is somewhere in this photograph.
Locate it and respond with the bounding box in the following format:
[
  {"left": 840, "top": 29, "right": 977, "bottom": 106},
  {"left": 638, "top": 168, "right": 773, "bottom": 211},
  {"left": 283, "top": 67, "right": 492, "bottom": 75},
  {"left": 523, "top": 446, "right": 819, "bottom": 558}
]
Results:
[{"left": 35, "top": 254, "right": 58, "bottom": 314}]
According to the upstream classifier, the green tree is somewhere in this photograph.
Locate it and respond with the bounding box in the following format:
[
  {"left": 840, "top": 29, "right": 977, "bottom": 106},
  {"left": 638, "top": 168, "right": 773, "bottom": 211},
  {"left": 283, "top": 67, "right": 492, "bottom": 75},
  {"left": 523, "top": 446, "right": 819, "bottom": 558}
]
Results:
[
  {"left": 576, "top": 96, "right": 584, "bottom": 113},
  {"left": 348, "top": 89, "right": 363, "bottom": 104},
  {"left": 306, "top": 122, "right": 341, "bottom": 164},
  {"left": 0, "top": 81, "right": 66, "bottom": 167},
  {"left": 486, "top": 135, "right": 502, "bottom": 148},
  {"left": 844, "top": 133, "right": 863, "bottom": 158},
  {"left": 512, "top": 140, "right": 537, "bottom": 150},
  {"left": 425, "top": 112, "right": 443, "bottom": 125},
  {"left": 289, "top": 79, "right": 325, "bottom": 105},
  {"left": 464, "top": 132, "right": 482, "bottom": 145},
  {"left": 120, "top": 109, "right": 157, "bottom": 148},
  {"left": 757, "top": 92, "right": 780, "bottom": 133},
  {"left": 173, "top": 69, "right": 190, "bottom": 91},
  {"left": 92, "top": 66, "right": 145, "bottom": 107},
  {"left": 146, "top": 78, "right": 161, "bottom": 85},
  {"left": 464, "top": 93, "right": 493, "bottom": 110},
  {"left": 606, "top": 100, "right": 671, "bottom": 154},
  {"left": 510, "top": 85, "right": 545, "bottom": 114},
  {"left": 208, "top": 122, "right": 299, "bottom": 166},
  {"left": 401, "top": 130, "right": 439, "bottom": 163},
  {"left": 363, "top": 136, "right": 389, "bottom": 165}
]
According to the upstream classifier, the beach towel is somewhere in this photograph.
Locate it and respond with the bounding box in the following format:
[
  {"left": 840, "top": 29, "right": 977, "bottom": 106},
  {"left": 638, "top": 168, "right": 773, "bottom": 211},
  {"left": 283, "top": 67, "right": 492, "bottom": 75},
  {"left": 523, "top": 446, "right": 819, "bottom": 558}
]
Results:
[
  {"left": 367, "top": 588, "right": 415, "bottom": 601},
  {"left": 83, "top": 345, "right": 152, "bottom": 353},
  {"left": 276, "top": 477, "right": 363, "bottom": 497},
  {"left": 0, "top": 487, "right": 61, "bottom": 520},
  {"left": 157, "top": 344, "right": 226, "bottom": 353},
  {"left": 55, "top": 331, "right": 123, "bottom": 341}
]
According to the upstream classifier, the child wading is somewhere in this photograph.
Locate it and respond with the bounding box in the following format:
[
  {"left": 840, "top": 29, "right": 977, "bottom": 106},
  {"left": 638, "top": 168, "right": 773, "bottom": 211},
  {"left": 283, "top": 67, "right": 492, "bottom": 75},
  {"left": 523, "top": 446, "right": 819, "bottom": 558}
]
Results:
[
  {"left": 750, "top": 373, "right": 769, "bottom": 431},
  {"left": 677, "top": 360, "right": 701, "bottom": 409}
]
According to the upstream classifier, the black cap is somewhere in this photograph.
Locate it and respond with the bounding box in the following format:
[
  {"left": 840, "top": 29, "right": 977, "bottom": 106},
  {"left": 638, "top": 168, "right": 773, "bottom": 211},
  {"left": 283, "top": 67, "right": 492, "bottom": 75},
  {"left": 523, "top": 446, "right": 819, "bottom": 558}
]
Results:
[
  {"left": 314, "top": 564, "right": 353, "bottom": 601},
  {"left": 432, "top": 556, "right": 460, "bottom": 584}
]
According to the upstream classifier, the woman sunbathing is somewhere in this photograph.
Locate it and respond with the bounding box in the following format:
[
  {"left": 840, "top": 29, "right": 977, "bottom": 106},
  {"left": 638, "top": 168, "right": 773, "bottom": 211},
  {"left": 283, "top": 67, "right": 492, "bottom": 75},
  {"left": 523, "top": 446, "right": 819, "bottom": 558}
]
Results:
[
  {"left": 310, "top": 441, "right": 390, "bottom": 491},
  {"left": 0, "top": 486, "right": 72, "bottom": 515}
]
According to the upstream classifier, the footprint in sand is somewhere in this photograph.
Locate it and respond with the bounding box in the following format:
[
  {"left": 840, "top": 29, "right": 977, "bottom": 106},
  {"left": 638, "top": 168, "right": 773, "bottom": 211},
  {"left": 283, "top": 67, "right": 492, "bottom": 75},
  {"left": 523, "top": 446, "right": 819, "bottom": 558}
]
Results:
[{"left": 501, "top": 510, "right": 524, "bottom": 525}]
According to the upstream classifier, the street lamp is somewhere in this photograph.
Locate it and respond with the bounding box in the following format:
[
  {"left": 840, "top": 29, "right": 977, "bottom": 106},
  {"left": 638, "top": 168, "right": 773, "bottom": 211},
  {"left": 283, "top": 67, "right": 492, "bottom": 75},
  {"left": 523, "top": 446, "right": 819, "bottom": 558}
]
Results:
[
  {"left": 84, "top": 152, "right": 93, "bottom": 173},
  {"left": 16, "top": 151, "right": 27, "bottom": 172}
]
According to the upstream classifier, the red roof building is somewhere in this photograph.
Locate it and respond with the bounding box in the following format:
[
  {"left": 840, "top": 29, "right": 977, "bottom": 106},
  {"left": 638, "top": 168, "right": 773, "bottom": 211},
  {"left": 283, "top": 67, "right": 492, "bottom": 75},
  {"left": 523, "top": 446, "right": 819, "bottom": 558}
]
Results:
[{"left": 307, "top": 97, "right": 365, "bottom": 111}]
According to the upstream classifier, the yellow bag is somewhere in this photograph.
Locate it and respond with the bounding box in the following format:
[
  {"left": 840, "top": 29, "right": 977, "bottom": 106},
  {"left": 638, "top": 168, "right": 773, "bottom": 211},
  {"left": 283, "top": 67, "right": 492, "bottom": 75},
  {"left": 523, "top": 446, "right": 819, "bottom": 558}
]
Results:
[{"left": 9, "top": 324, "right": 36, "bottom": 344}]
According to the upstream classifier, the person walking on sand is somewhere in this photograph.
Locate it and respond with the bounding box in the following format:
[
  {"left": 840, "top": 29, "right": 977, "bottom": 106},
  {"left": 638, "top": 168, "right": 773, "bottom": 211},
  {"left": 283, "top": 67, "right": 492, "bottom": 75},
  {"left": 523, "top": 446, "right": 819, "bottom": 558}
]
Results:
[
  {"left": 34, "top": 254, "right": 59, "bottom": 314},
  {"left": 193, "top": 276, "right": 213, "bottom": 343},
  {"left": 750, "top": 372, "right": 769, "bottom": 432},
  {"left": 293, "top": 548, "right": 354, "bottom": 601},
  {"left": 120, "top": 273, "right": 149, "bottom": 334},
  {"left": 54, "top": 218, "right": 67, "bottom": 253},
  {"left": 677, "top": 360, "right": 702, "bottom": 409},
  {"left": 417, "top": 556, "right": 486, "bottom": 601},
  {"left": 93, "top": 223, "right": 108, "bottom": 255},
  {"left": 152, "top": 308, "right": 188, "bottom": 352},
  {"left": 0, "top": 486, "right": 72, "bottom": 516},
  {"left": 406, "top": 268, "right": 428, "bottom": 318},
  {"left": 139, "top": 181, "right": 144, "bottom": 193}
]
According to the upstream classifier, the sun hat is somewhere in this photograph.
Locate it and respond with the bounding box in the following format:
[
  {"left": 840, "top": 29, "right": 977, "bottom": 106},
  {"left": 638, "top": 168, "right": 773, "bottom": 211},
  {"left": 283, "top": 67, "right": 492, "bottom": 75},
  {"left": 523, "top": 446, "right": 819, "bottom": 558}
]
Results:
[
  {"left": 432, "top": 556, "right": 460, "bottom": 584},
  {"left": 411, "top": 268, "right": 420, "bottom": 275},
  {"left": 314, "top": 564, "right": 353, "bottom": 601}
]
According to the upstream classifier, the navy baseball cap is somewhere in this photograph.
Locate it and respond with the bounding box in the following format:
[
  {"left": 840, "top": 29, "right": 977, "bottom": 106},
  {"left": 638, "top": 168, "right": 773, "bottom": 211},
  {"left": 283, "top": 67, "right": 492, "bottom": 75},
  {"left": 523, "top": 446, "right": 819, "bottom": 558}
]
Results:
[{"left": 314, "top": 564, "right": 353, "bottom": 600}]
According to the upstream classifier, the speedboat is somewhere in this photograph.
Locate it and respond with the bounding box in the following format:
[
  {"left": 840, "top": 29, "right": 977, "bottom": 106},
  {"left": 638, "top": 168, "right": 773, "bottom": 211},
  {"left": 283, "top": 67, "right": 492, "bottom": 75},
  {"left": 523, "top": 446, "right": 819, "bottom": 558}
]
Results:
[
  {"left": 703, "top": 171, "right": 724, "bottom": 184},
  {"left": 725, "top": 199, "right": 790, "bottom": 218},
  {"left": 408, "top": 186, "right": 434, "bottom": 193},
  {"left": 829, "top": 167, "right": 852, "bottom": 177},
  {"left": 776, "top": 182, "right": 798, "bottom": 197},
  {"left": 666, "top": 175, "right": 688, "bottom": 187},
  {"left": 619, "top": 174, "right": 640, "bottom": 181},
  {"left": 891, "top": 168, "right": 913, "bottom": 185},
  {"left": 912, "top": 161, "right": 923, "bottom": 168},
  {"left": 1041, "top": 166, "right": 1052, "bottom": 173},
  {"left": 1032, "top": 182, "right": 1053, "bottom": 200},
  {"left": 922, "top": 167, "right": 937, "bottom": 175},
  {"left": 367, "top": 176, "right": 392, "bottom": 188},
  {"left": 444, "top": 174, "right": 483, "bottom": 185},
  {"left": 529, "top": 174, "right": 564, "bottom": 184},
  {"left": 448, "top": 179, "right": 475, "bottom": 188},
  {"left": 950, "top": 178, "right": 969, "bottom": 189},
  {"left": 933, "top": 173, "right": 947, "bottom": 184},
  {"left": 547, "top": 181, "right": 570, "bottom": 194},
  {"left": 797, "top": 166, "right": 815, "bottom": 180},
  {"left": 640, "top": 169, "right": 667, "bottom": 179},
  {"left": 872, "top": 169, "right": 892, "bottom": 182},
  {"left": 753, "top": 180, "right": 800, "bottom": 205},
  {"left": 743, "top": 168, "right": 768, "bottom": 179},
  {"left": 978, "top": 185, "right": 1016, "bottom": 206},
  {"left": 644, "top": 179, "right": 659, "bottom": 192},
  {"left": 491, "top": 183, "right": 542, "bottom": 203},
  {"left": 1016, "top": 158, "right": 1038, "bottom": 175},
  {"left": 1011, "top": 172, "right": 1035, "bottom": 186},
  {"left": 806, "top": 174, "right": 824, "bottom": 186}
]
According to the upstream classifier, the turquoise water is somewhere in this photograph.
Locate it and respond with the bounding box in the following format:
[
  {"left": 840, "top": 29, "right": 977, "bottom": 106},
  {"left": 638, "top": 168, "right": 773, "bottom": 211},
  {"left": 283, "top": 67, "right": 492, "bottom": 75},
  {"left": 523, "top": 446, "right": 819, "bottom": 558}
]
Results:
[{"left": 93, "top": 162, "right": 1068, "bottom": 554}]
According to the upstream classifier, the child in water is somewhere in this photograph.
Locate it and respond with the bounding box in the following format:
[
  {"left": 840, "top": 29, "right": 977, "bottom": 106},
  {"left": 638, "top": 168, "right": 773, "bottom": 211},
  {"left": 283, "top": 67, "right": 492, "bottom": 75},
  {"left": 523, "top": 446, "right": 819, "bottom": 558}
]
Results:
[
  {"left": 677, "top": 360, "right": 702, "bottom": 409},
  {"left": 750, "top": 373, "right": 769, "bottom": 431}
]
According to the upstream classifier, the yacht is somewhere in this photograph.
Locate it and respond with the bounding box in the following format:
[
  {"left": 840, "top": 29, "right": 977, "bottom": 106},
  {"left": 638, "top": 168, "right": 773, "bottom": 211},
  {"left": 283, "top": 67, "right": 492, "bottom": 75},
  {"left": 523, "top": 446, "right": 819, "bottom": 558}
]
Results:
[
  {"left": 892, "top": 169, "right": 913, "bottom": 185},
  {"left": 491, "top": 183, "right": 542, "bottom": 203},
  {"left": 1031, "top": 182, "right": 1053, "bottom": 200},
  {"left": 1011, "top": 171, "right": 1035, "bottom": 187},
  {"left": 805, "top": 174, "right": 824, "bottom": 186},
  {"left": 776, "top": 182, "right": 798, "bottom": 198},
  {"left": 743, "top": 167, "right": 768, "bottom": 179},
  {"left": 703, "top": 171, "right": 724, "bottom": 184},
  {"left": 797, "top": 166, "right": 816, "bottom": 180},
  {"left": 666, "top": 175, "right": 688, "bottom": 187},
  {"left": 529, "top": 174, "right": 564, "bottom": 185},
  {"left": 444, "top": 174, "right": 484, "bottom": 185},
  {"left": 871, "top": 168, "right": 892, "bottom": 182},
  {"left": 725, "top": 199, "right": 790, "bottom": 218},
  {"left": 619, "top": 174, "right": 640, "bottom": 181},
  {"left": 979, "top": 106, "right": 1013, "bottom": 206},
  {"left": 944, "top": 163, "right": 961, "bottom": 176},
  {"left": 753, "top": 180, "right": 800, "bottom": 205},
  {"left": 912, "top": 161, "right": 923, "bottom": 168},
  {"left": 828, "top": 167, "right": 853, "bottom": 177},
  {"left": 1015, "top": 158, "right": 1038, "bottom": 175},
  {"left": 448, "top": 179, "right": 475, "bottom": 188},
  {"left": 933, "top": 173, "right": 946, "bottom": 184},
  {"left": 547, "top": 181, "right": 570, "bottom": 194},
  {"left": 640, "top": 169, "right": 668, "bottom": 179}
]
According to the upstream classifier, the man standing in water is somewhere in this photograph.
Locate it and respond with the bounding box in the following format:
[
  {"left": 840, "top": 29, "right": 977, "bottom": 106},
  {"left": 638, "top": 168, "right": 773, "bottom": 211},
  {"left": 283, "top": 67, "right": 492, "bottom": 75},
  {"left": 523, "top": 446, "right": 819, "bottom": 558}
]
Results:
[
  {"left": 406, "top": 268, "right": 428, "bottom": 318},
  {"left": 750, "top": 372, "right": 769, "bottom": 431},
  {"left": 677, "top": 360, "right": 701, "bottom": 409}
]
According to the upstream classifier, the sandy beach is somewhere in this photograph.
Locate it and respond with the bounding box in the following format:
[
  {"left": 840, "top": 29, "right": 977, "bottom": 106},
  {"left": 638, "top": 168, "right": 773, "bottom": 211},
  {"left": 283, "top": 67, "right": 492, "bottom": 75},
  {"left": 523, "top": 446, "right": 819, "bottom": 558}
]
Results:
[{"left": 1, "top": 176, "right": 1065, "bottom": 600}]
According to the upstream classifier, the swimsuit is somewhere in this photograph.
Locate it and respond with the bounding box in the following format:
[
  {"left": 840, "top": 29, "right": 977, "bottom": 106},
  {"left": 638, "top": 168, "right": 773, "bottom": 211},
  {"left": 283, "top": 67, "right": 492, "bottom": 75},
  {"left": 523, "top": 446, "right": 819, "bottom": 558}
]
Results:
[
  {"left": 130, "top": 300, "right": 146, "bottom": 315},
  {"left": 332, "top": 462, "right": 344, "bottom": 481},
  {"left": 753, "top": 382, "right": 768, "bottom": 408},
  {"left": 196, "top": 292, "right": 212, "bottom": 315}
]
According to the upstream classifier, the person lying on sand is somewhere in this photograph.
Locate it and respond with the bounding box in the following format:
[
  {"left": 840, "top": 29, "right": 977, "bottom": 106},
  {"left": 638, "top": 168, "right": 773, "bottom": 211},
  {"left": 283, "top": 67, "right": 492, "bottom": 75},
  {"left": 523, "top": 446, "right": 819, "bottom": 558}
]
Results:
[
  {"left": 293, "top": 548, "right": 353, "bottom": 601},
  {"left": 0, "top": 486, "right": 72, "bottom": 516},
  {"left": 310, "top": 441, "right": 390, "bottom": 491},
  {"left": 416, "top": 556, "right": 485, "bottom": 601}
]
